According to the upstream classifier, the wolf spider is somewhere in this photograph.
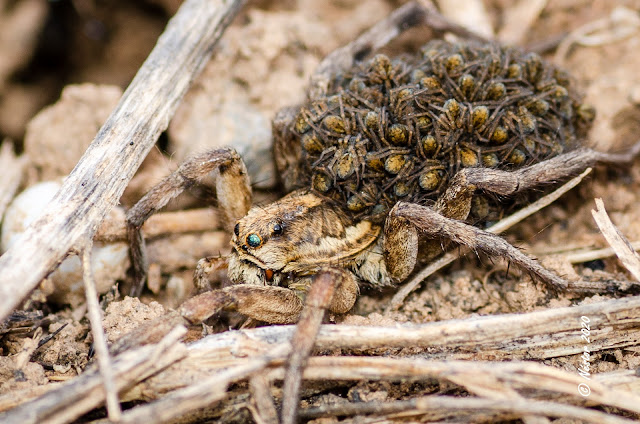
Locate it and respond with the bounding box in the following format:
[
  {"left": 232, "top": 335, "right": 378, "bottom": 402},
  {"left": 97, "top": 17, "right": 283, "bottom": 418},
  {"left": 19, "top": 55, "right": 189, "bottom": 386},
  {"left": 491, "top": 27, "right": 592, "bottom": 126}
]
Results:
[{"left": 126, "top": 2, "right": 640, "bottom": 422}]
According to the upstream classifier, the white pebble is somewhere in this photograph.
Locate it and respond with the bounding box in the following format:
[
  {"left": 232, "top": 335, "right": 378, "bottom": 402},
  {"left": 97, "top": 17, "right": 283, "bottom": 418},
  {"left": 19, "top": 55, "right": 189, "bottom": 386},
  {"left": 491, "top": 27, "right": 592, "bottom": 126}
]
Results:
[{"left": 1, "top": 181, "right": 129, "bottom": 305}]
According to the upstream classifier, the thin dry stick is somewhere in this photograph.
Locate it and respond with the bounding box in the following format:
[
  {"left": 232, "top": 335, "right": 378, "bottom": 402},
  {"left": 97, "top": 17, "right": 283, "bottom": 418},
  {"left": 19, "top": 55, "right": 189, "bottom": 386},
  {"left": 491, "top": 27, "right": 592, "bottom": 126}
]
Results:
[
  {"left": 300, "top": 395, "right": 636, "bottom": 424},
  {"left": 282, "top": 357, "right": 640, "bottom": 416},
  {"left": 0, "top": 385, "right": 59, "bottom": 413},
  {"left": 281, "top": 270, "right": 338, "bottom": 424},
  {"left": 95, "top": 208, "right": 221, "bottom": 243},
  {"left": 12, "top": 328, "right": 42, "bottom": 370},
  {"left": 592, "top": 198, "right": 640, "bottom": 281},
  {"left": 0, "top": 0, "right": 247, "bottom": 323},
  {"left": 387, "top": 168, "right": 592, "bottom": 310},
  {"left": 560, "top": 241, "right": 640, "bottom": 264},
  {"left": 183, "top": 293, "right": 640, "bottom": 360},
  {"left": 81, "top": 241, "right": 121, "bottom": 421},
  {"left": 13, "top": 290, "right": 640, "bottom": 415},
  {"left": 248, "top": 374, "right": 278, "bottom": 424},
  {"left": 554, "top": 7, "right": 640, "bottom": 65}
]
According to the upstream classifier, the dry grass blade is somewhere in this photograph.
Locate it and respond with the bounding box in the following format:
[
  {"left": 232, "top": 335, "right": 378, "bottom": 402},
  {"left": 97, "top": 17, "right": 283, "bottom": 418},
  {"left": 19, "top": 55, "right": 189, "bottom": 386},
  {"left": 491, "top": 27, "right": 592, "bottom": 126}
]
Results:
[
  {"left": 592, "top": 198, "right": 640, "bottom": 281},
  {"left": 0, "top": 0, "right": 247, "bottom": 323},
  {"left": 300, "top": 395, "right": 636, "bottom": 424},
  {"left": 81, "top": 242, "right": 121, "bottom": 421},
  {"left": 540, "top": 241, "right": 640, "bottom": 264},
  {"left": 285, "top": 357, "right": 640, "bottom": 417},
  {"left": 387, "top": 168, "right": 592, "bottom": 310}
]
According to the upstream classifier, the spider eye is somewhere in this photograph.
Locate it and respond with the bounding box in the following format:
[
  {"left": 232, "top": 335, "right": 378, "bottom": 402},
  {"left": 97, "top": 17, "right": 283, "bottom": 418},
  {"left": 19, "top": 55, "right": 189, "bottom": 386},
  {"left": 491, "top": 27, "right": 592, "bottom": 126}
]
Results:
[
  {"left": 246, "top": 233, "right": 262, "bottom": 248},
  {"left": 273, "top": 223, "right": 283, "bottom": 235},
  {"left": 234, "top": 223, "right": 240, "bottom": 236}
]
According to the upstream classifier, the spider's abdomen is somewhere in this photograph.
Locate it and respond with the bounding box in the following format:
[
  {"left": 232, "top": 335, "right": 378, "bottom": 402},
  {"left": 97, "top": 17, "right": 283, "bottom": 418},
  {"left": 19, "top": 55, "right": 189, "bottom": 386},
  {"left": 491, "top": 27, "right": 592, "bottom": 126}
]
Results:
[{"left": 287, "top": 40, "right": 594, "bottom": 222}]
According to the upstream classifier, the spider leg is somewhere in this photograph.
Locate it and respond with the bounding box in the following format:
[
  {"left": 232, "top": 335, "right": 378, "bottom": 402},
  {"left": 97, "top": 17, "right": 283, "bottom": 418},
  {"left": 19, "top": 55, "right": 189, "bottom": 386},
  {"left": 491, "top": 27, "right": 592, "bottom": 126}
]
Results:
[
  {"left": 385, "top": 143, "right": 640, "bottom": 290},
  {"left": 179, "top": 284, "right": 304, "bottom": 324},
  {"left": 445, "top": 145, "right": 640, "bottom": 203},
  {"left": 193, "top": 256, "right": 229, "bottom": 293},
  {"left": 178, "top": 267, "right": 357, "bottom": 325},
  {"left": 178, "top": 268, "right": 358, "bottom": 424},
  {"left": 388, "top": 201, "right": 568, "bottom": 290},
  {"left": 434, "top": 144, "right": 640, "bottom": 222},
  {"left": 126, "top": 148, "right": 251, "bottom": 295}
]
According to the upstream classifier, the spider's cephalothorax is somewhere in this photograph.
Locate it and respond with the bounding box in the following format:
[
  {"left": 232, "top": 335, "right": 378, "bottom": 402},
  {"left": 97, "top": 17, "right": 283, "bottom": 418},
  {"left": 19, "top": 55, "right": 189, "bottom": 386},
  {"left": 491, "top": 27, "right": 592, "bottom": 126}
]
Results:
[{"left": 276, "top": 41, "right": 595, "bottom": 223}]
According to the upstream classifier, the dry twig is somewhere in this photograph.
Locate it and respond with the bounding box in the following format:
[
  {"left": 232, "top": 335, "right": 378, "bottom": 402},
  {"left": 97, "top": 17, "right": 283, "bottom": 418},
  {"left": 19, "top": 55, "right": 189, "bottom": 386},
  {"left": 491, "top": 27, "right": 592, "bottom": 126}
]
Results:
[
  {"left": 0, "top": 0, "right": 247, "bottom": 323},
  {"left": 81, "top": 241, "right": 121, "bottom": 421},
  {"left": 284, "top": 357, "right": 640, "bottom": 415},
  {"left": 95, "top": 208, "right": 221, "bottom": 243},
  {"left": 533, "top": 241, "right": 640, "bottom": 264},
  {"left": 592, "top": 198, "right": 640, "bottom": 281},
  {"left": 181, "top": 293, "right": 640, "bottom": 360},
  {"left": 12, "top": 327, "right": 42, "bottom": 370},
  {"left": 497, "top": 0, "right": 548, "bottom": 45},
  {"left": 300, "top": 395, "right": 636, "bottom": 424},
  {"left": 248, "top": 373, "right": 278, "bottom": 424},
  {"left": 7, "top": 293, "right": 640, "bottom": 419},
  {"left": 281, "top": 270, "right": 338, "bottom": 424}
]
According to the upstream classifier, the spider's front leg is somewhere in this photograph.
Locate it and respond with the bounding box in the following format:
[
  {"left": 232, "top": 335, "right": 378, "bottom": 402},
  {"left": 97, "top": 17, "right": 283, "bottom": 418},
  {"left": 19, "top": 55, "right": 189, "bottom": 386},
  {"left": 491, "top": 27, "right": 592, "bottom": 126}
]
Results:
[
  {"left": 126, "top": 148, "right": 251, "bottom": 296},
  {"left": 179, "top": 266, "right": 357, "bottom": 325}
]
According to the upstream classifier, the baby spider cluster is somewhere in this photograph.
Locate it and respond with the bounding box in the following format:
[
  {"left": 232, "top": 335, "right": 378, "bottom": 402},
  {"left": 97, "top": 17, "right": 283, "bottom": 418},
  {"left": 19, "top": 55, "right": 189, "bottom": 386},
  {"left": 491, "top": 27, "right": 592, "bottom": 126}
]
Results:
[{"left": 282, "top": 40, "right": 594, "bottom": 223}]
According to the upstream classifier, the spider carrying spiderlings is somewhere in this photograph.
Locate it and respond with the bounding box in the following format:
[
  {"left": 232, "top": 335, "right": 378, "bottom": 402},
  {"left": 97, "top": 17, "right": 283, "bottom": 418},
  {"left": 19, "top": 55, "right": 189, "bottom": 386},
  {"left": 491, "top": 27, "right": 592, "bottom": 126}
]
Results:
[{"left": 125, "top": 2, "right": 640, "bottom": 422}]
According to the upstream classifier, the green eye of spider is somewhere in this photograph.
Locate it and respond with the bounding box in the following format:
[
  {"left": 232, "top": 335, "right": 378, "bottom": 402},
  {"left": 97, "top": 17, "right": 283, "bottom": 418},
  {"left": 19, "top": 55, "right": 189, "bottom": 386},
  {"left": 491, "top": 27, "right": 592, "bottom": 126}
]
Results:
[{"left": 246, "top": 233, "right": 262, "bottom": 248}]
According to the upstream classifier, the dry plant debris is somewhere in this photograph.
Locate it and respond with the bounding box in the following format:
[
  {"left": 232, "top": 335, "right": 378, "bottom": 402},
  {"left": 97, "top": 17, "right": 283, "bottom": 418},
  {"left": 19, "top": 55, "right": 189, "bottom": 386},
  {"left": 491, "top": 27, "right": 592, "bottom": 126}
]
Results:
[{"left": 1, "top": 0, "right": 640, "bottom": 423}]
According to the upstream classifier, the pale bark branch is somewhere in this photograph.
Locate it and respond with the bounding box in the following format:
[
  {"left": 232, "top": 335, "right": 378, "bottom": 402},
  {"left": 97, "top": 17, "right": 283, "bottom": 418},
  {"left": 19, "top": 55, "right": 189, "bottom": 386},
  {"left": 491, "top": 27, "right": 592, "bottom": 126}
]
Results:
[
  {"left": 0, "top": 0, "right": 246, "bottom": 323},
  {"left": 185, "top": 294, "right": 640, "bottom": 359}
]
